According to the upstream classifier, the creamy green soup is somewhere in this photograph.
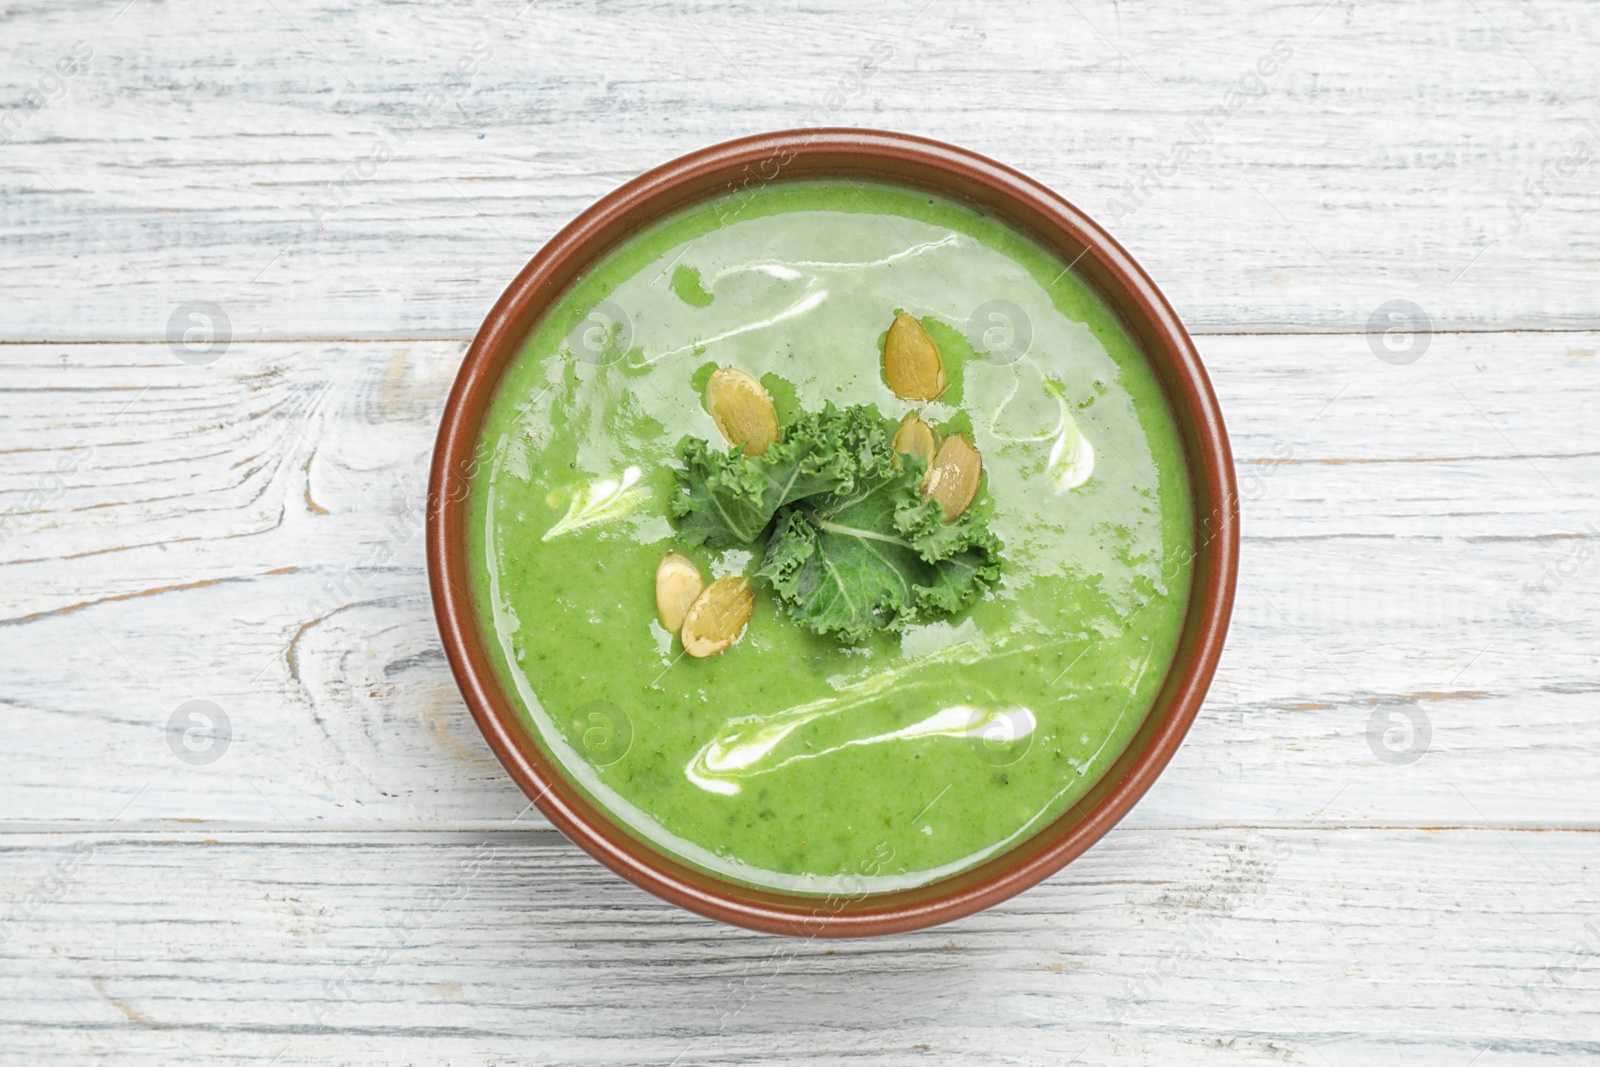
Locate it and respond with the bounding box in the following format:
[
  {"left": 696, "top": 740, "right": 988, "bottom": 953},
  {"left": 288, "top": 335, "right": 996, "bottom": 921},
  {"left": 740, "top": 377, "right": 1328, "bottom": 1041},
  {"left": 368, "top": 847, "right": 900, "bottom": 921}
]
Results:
[{"left": 467, "top": 179, "right": 1194, "bottom": 895}]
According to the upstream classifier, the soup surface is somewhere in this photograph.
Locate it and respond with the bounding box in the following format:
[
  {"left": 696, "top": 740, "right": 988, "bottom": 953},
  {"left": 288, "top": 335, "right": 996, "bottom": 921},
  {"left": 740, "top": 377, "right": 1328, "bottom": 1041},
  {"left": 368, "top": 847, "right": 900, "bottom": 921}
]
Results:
[{"left": 467, "top": 179, "right": 1194, "bottom": 894}]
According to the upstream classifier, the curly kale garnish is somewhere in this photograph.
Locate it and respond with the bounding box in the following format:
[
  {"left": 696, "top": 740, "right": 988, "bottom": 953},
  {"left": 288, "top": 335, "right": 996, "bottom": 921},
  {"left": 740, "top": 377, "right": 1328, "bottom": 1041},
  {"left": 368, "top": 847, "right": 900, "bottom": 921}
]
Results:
[{"left": 670, "top": 402, "right": 1002, "bottom": 642}]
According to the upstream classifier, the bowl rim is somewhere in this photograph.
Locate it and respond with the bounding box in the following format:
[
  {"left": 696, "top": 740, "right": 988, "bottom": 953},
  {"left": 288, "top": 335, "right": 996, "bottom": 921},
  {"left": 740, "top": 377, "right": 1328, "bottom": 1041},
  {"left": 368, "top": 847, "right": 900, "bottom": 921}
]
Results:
[{"left": 427, "top": 127, "right": 1239, "bottom": 938}]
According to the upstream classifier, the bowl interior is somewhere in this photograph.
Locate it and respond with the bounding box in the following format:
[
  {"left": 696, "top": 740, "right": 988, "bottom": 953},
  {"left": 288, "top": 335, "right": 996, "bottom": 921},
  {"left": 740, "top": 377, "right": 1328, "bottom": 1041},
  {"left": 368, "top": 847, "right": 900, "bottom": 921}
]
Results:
[{"left": 428, "top": 128, "right": 1238, "bottom": 937}]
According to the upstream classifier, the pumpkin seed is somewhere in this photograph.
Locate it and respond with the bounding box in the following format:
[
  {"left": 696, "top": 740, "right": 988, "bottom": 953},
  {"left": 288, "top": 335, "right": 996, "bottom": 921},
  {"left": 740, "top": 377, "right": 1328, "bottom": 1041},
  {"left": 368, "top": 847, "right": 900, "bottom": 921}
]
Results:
[
  {"left": 882, "top": 312, "right": 946, "bottom": 402},
  {"left": 655, "top": 551, "right": 704, "bottom": 634},
  {"left": 924, "top": 432, "right": 982, "bottom": 522},
  {"left": 705, "top": 367, "right": 780, "bottom": 456},
  {"left": 680, "top": 576, "right": 755, "bottom": 658},
  {"left": 892, "top": 412, "right": 937, "bottom": 471}
]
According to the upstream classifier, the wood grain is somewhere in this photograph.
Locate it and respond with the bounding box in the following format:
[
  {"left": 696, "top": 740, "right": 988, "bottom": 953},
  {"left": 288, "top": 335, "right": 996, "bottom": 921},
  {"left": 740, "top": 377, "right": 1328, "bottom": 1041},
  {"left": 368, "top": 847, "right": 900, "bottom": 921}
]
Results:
[
  {"left": 1, "top": 829, "right": 1595, "bottom": 1064},
  {"left": 1, "top": 332, "right": 1594, "bottom": 829},
  {"left": 3, "top": 2, "right": 1595, "bottom": 1058},
  {"left": 2, "top": 0, "right": 1598, "bottom": 340}
]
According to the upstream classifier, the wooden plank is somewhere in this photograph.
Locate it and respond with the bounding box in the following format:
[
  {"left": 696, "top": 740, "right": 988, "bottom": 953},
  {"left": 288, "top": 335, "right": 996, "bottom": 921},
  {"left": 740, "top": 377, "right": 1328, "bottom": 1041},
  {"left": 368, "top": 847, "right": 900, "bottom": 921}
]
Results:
[
  {"left": 1, "top": 0, "right": 1598, "bottom": 339},
  {"left": 5, "top": 0, "right": 1593, "bottom": 1054},
  {"left": 0, "top": 829, "right": 1595, "bottom": 1063},
  {"left": 0, "top": 331, "right": 1593, "bottom": 829}
]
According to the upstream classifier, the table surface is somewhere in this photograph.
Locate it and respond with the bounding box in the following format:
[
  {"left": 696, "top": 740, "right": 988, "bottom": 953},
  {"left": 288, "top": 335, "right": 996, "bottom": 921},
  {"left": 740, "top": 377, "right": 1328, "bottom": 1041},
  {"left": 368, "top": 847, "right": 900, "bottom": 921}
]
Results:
[{"left": 4, "top": 1, "right": 1598, "bottom": 1063}]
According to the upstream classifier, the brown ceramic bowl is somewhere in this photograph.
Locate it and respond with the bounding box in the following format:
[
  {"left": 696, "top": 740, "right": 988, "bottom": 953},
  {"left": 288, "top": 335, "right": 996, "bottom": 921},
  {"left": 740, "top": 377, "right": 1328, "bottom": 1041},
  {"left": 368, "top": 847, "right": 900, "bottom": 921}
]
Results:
[{"left": 428, "top": 128, "right": 1238, "bottom": 937}]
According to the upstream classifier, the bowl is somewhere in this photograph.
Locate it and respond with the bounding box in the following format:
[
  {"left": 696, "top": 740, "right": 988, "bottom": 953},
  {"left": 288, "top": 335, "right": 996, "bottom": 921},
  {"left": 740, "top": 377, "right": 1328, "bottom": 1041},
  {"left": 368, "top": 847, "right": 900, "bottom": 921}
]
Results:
[{"left": 428, "top": 128, "right": 1238, "bottom": 937}]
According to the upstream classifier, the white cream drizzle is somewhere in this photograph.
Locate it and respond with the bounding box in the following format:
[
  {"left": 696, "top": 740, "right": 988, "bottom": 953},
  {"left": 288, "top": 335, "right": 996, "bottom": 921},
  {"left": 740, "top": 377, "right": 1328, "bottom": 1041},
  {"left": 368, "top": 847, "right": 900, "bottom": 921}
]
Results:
[
  {"left": 541, "top": 466, "right": 644, "bottom": 541},
  {"left": 687, "top": 702, "right": 1037, "bottom": 796}
]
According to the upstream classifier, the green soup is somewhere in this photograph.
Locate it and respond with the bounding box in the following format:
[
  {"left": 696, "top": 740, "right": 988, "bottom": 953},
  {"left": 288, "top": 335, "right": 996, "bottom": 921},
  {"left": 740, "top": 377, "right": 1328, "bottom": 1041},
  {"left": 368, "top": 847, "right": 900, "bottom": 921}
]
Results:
[{"left": 467, "top": 179, "right": 1194, "bottom": 895}]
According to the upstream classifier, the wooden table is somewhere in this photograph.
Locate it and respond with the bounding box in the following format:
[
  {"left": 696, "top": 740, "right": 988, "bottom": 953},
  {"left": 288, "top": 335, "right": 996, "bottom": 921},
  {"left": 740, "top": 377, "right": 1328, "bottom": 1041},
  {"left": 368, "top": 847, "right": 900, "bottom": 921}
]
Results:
[{"left": 4, "top": 1, "right": 1596, "bottom": 1062}]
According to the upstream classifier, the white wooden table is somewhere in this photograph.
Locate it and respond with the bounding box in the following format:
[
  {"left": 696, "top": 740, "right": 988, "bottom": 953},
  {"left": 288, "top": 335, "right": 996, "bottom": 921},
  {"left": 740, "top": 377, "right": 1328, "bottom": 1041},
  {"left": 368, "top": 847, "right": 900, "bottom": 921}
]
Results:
[{"left": 3, "top": 1, "right": 1597, "bottom": 1062}]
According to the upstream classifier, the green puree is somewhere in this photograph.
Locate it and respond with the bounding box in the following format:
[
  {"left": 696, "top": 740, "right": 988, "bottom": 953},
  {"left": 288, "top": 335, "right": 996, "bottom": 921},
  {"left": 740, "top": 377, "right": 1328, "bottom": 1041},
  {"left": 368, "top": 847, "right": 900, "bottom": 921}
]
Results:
[{"left": 467, "top": 179, "right": 1195, "bottom": 895}]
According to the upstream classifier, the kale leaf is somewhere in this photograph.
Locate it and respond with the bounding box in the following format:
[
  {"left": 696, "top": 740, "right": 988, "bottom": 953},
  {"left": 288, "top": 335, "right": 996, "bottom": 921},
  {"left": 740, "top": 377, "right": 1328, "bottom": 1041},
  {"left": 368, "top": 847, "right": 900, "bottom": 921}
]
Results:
[
  {"left": 757, "top": 451, "right": 1002, "bottom": 641},
  {"left": 671, "top": 402, "right": 1003, "bottom": 642},
  {"left": 670, "top": 402, "right": 893, "bottom": 548}
]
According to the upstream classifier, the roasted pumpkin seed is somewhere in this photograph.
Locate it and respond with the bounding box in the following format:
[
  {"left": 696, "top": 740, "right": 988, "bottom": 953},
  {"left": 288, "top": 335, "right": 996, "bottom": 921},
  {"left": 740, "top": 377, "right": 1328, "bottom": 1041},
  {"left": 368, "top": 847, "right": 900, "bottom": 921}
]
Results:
[
  {"left": 705, "top": 367, "right": 780, "bottom": 456},
  {"left": 680, "top": 576, "right": 755, "bottom": 658},
  {"left": 655, "top": 551, "right": 704, "bottom": 634},
  {"left": 924, "top": 432, "right": 982, "bottom": 522},
  {"left": 882, "top": 312, "right": 946, "bottom": 402},
  {"left": 892, "top": 412, "right": 937, "bottom": 471}
]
